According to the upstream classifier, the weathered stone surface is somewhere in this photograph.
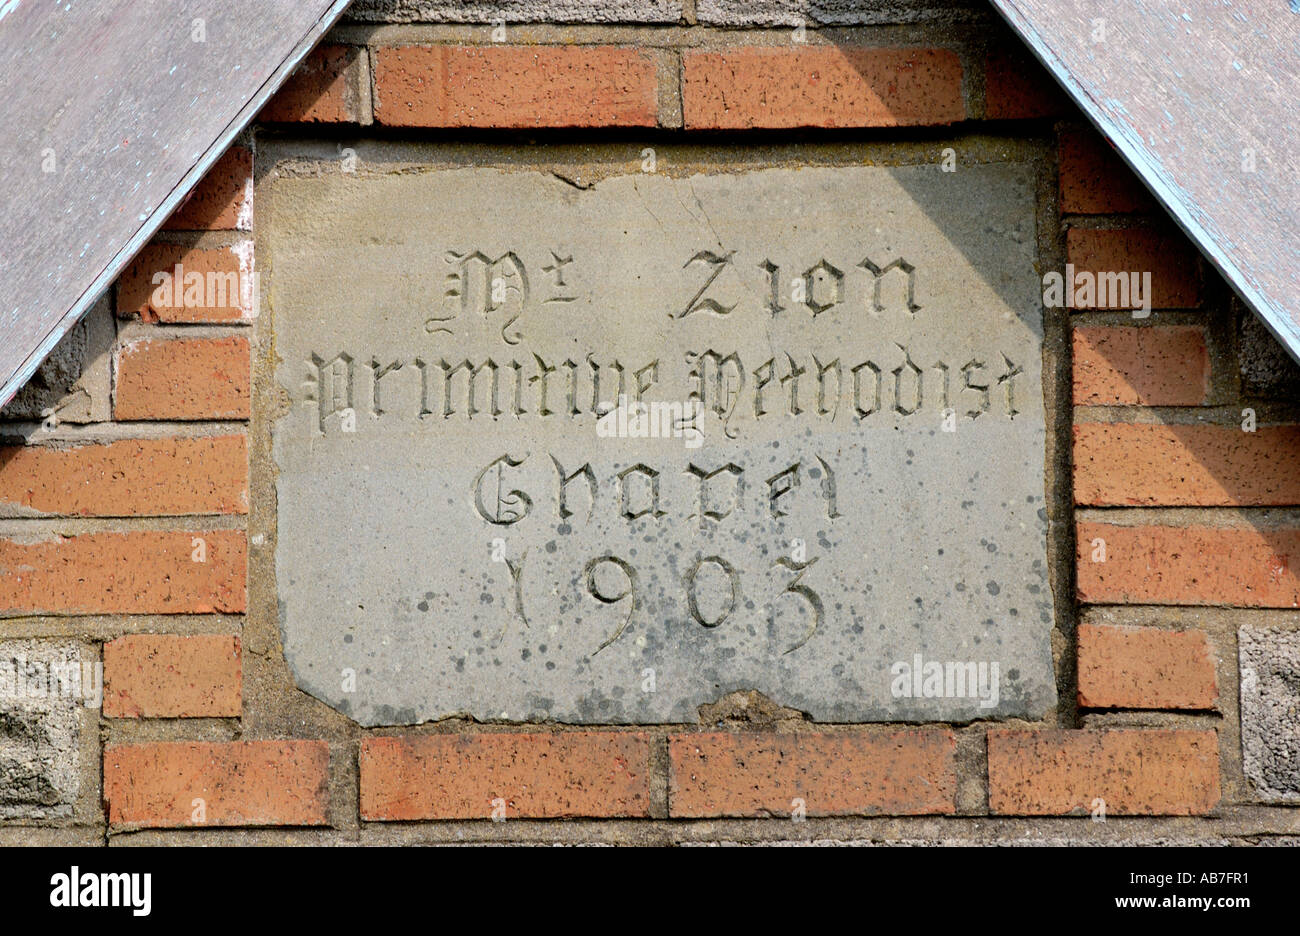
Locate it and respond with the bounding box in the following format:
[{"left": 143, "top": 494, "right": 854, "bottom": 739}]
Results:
[
  {"left": 347, "top": 0, "right": 681, "bottom": 23},
  {"left": 695, "top": 0, "right": 989, "bottom": 27},
  {"left": 265, "top": 148, "right": 1054, "bottom": 725},
  {"left": 0, "top": 641, "right": 89, "bottom": 820},
  {"left": 681, "top": 837, "right": 1237, "bottom": 846},
  {"left": 0, "top": 294, "right": 113, "bottom": 424},
  {"left": 1239, "top": 302, "right": 1300, "bottom": 399},
  {"left": 1239, "top": 624, "right": 1300, "bottom": 802}
]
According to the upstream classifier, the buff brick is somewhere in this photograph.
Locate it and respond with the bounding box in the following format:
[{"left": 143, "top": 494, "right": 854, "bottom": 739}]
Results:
[
  {"left": 162, "top": 146, "right": 252, "bottom": 231},
  {"left": 117, "top": 244, "right": 249, "bottom": 323},
  {"left": 988, "top": 729, "right": 1220, "bottom": 815},
  {"left": 1066, "top": 227, "right": 1202, "bottom": 309},
  {"left": 1059, "top": 126, "right": 1155, "bottom": 214},
  {"left": 0, "top": 530, "right": 245, "bottom": 614},
  {"left": 1076, "top": 521, "right": 1300, "bottom": 607},
  {"left": 0, "top": 436, "right": 247, "bottom": 517},
  {"left": 985, "top": 42, "right": 1070, "bottom": 119},
  {"left": 1077, "top": 623, "right": 1217, "bottom": 710},
  {"left": 1072, "top": 326, "right": 1209, "bottom": 405},
  {"left": 1074, "top": 424, "right": 1300, "bottom": 506},
  {"left": 374, "top": 45, "right": 658, "bottom": 128},
  {"left": 104, "top": 635, "right": 242, "bottom": 718},
  {"left": 668, "top": 729, "right": 957, "bottom": 817},
  {"left": 683, "top": 47, "right": 964, "bottom": 129},
  {"left": 360, "top": 732, "right": 651, "bottom": 820},
  {"left": 260, "top": 44, "right": 364, "bottom": 123},
  {"left": 114, "top": 337, "right": 250, "bottom": 421},
  {"left": 104, "top": 741, "right": 329, "bottom": 828}
]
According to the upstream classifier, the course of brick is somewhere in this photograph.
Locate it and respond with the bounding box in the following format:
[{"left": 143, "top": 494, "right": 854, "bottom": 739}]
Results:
[
  {"left": 1057, "top": 125, "right": 1155, "bottom": 215},
  {"left": 259, "top": 45, "right": 366, "bottom": 123},
  {"left": 682, "top": 47, "right": 964, "bottom": 128},
  {"left": 984, "top": 41, "right": 1068, "bottom": 119},
  {"left": 0, "top": 530, "right": 246, "bottom": 615},
  {"left": 117, "top": 244, "right": 249, "bottom": 324},
  {"left": 161, "top": 145, "right": 253, "bottom": 231},
  {"left": 360, "top": 732, "right": 652, "bottom": 820},
  {"left": 104, "top": 635, "right": 243, "bottom": 718},
  {"left": 374, "top": 45, "right": 659, "bottom": 127},
  {"left": 114, "top": 337, "right": 251, "bottom": 421},
  {"left": 1076, "top": 623, "right": 1217, "bottom": 710},
  {"left": 2, "top": 5, "right": 1296, "bottom": 845},
  {"left": 104, "top": 741, "right": 329, "bottom": 829},
  {"left": 1074, "top": 424, "right": 1300, "bottom": 506},
  {"left": 1065, "top": 227, "right": 1202, "bottom": 309},
  {"left": 668, "top": 729, "right": 957, "bottom": 817},
  {"left": 1077, "top": 521, "right": 1300, "bottom": 607},
  {"left": 988, "top": 730, "right": 1220, "bottom": 816},
  {"left": 0, "top": 436, "right": 247, "bottom": 516},
  {"left": 1072, "top": 326, "right": 1209, "bottom": 405}
]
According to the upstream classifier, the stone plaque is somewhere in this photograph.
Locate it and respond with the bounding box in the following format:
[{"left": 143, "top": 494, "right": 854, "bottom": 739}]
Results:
[{"left": 265, "top": 150, "right": 1056, "bottom": 725}]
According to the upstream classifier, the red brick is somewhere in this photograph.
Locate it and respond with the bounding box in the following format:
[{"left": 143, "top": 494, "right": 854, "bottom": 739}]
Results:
[
  {"left": 104, "top": 741, "right": 329, "bottom": 829},
  {"left": 683, "top": 46, "right": 964, "bottom": 129},
  {"left": 162, "top": 146, "right": 252, "bottom": 231},
  {"left": 1075, "top": 424, "right": 1300, "bottom": 506},
  {"left": 1059, "top": 126, "right": 1155, "bottom": 214},
  {"left": 0, "top": 436, "right": 247, "bottom": 517},
  {"left": 374, "top": 45, "right": 658, "bottom": 128},
  {"left": 1076, "top": 521, "right": 1300, "bottom": 607},
  {"left": 104, "top": 635, "right": 242, "bottom": 718},
  {"left": 114, "top": 337, "right": 250, "bottom": 421},
  {"left": 117, "top": 244, "right": 249, "bottom": 323},
  {"left": 668, "top": 729, "right": 956, "bottom": 817},
  {"left": 988, "top": 729, "right": 1220, "bottom": 815},
  {"left": 260, "top": 44, "right": 363, "bottom": 123},
  {"left": 1072, "top": 326, "right": 1209, "bottom": 405},
  {"left": 0, "top": 530, "right": 245, "bottom": 614},
  {"left": 985, "top": 42, "right": 1070, "bottom": 119},
  {"left": 360, "top": 732, "right": 651, "bottom": 820},
  {"left": 1066, "top": 227, "right": 1202, "bottom": 309},
  {"left": 1077, "top": 623, "right": 1217, "bottom": 710}
]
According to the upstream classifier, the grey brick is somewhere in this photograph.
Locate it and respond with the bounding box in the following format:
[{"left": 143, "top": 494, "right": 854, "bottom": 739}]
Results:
[
  {"left": 1239, "top": 624, "right": 1300, "bottom": 803},
  {"left": 346, "top": 0, "right": 682, "bottom": 23},
  {"left": 695, "top": 0, "right": 990, "bottom": 27},
  {"left": 0, "top": 293, "right": 113, "bottom": 425},
  {"left": 0, "top": 642, "right": 90, "bottom": 821},
  {"left": 1239, "top": 305, "right": 1300, "bottom": 399}
]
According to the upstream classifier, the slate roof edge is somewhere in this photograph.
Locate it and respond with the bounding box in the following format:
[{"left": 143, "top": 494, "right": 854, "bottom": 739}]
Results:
[
  {"left": 990, "top": 0, "right": 1300, "bottom": 365},
  {"left": 0, "top": 0, "right": 356, "bottom": 410}
]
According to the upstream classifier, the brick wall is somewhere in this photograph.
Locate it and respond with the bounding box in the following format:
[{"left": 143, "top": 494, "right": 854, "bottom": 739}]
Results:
[{"left": 2, "top": 0, "right": 1296, "bottom": 845}]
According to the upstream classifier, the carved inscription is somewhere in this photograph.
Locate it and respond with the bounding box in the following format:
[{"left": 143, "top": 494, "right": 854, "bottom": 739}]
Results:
[
  {"left": 297, "top": 246, "right": 1024, "bottom": 655},
  {"left": 270, "top": 159, "right": 1056, "bottom": 725},
  {"left": 302, "top": 347, "right": 1023, "bottom": 431}
]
